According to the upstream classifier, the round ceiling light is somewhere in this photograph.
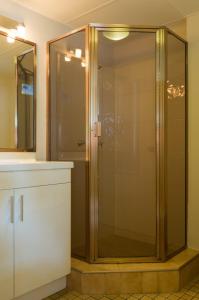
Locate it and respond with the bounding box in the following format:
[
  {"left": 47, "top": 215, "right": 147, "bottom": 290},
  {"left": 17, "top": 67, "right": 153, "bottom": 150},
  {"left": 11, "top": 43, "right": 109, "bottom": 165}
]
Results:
[{"left": 103, "top": 31, "right": 129, "bottom": 41}]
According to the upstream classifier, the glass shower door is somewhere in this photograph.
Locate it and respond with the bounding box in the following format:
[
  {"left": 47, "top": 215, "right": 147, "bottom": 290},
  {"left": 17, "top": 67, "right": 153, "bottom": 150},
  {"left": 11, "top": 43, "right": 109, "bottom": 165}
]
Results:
[{"left": 96, "top": 29, "right": 157, "bottom": 259}]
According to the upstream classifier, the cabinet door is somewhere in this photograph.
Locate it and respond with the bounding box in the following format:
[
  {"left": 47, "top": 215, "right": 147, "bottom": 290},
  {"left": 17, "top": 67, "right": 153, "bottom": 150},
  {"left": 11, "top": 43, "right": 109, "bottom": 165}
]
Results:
[
  {"left": 14, "top": 183, "right": 71, "bottom": 297},
  {"left": 0, "top": 190, "right": 14, "bottom": 300}
]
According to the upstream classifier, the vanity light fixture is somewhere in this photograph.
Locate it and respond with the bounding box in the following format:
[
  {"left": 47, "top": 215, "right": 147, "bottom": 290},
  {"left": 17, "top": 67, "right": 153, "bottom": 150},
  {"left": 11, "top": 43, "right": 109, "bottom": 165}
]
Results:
[
  {"left": 7, "top": 28, "right": 17, "bottom": 43},
  {"left": 103, "top": 31, "right": 129, "bottom": 41},
  {"left": 0, "top": 15, "right": 26, "bottom": 43},
  {"left": 6, "top": 24, "right": 26, "bottom": 43},
  {"left": 16, "top": 23, "right": 26, "bottom": 38},
  {"left": 7, "top": 36, "right": 15, "bottom": 43}
]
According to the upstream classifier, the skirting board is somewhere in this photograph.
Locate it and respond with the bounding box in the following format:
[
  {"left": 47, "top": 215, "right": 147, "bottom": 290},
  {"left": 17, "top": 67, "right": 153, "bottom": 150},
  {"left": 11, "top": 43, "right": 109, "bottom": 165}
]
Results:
[{"left": 14, "top": 276, "right": 67, "bottom": 300}]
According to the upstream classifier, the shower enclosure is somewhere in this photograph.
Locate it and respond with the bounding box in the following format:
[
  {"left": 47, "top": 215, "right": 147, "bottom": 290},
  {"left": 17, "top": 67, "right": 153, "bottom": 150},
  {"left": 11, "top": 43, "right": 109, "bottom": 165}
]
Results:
[{"left": 47, "top": 24, "right": 187, "bottom": 263}]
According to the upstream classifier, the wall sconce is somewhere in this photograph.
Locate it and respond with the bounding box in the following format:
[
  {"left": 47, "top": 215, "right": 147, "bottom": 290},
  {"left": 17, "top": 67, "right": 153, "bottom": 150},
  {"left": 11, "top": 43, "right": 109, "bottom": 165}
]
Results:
[
  {"left": 7, "top": 29, "right": 17, "bottom": 43},
  {"left": 16, "top": 24, "right": 26, "bottom": 38}
]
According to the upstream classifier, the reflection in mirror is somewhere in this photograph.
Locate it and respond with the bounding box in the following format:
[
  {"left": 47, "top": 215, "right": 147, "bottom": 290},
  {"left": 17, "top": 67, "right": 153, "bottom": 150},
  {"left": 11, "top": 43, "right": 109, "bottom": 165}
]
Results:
[{"left": 0, "top": 32, "right": 36, "bottom": 151}]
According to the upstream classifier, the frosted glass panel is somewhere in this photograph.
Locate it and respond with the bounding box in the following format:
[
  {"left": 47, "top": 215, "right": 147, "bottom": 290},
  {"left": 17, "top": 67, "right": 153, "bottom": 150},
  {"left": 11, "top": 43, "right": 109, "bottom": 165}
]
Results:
[
  {"left": 49, "top": 30, "right": 88, "bottom": 259},
  {"left": 49, "top": 31, "right": 86, "bottom": 161},
  {"left": 166, "top": 34, "right": 186, "bottom": 256},
  {"left": 97, "top": 31, "right": 157, "bottom": 258}
]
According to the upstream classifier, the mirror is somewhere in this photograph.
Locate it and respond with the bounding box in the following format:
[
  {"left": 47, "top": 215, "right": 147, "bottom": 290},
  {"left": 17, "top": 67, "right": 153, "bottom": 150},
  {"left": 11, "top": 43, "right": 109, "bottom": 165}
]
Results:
[{"left": 0, "top": 31, "right": 36, "bottom": 151}]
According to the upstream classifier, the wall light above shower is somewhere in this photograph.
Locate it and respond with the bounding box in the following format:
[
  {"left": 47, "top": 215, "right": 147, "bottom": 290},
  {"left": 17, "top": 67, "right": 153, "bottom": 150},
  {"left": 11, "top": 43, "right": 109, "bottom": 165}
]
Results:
[
  {"left": 64, "top": 48, "right": 86, "bottom": 67},
  {"left": 64, "top": 54, "right": 71, "bottom": 62},
  {"left": 103, "top": 31, "right": 129, "bottom": 41},
  {"left": 75, "top": 48, "right": 82, "bottom": 58}
]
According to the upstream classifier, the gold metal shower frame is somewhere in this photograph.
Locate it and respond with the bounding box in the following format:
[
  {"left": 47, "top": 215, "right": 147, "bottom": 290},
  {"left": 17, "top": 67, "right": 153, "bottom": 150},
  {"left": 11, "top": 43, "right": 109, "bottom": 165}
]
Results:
[{"left": 47, "top": 24, "right": 188, "bottom": 263}]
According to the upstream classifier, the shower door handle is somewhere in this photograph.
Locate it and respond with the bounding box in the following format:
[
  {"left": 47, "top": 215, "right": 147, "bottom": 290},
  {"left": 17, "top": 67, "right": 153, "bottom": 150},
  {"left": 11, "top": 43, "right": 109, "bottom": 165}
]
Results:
[{"left": 93, "top": 121, "right": 101, "bottom": 137}]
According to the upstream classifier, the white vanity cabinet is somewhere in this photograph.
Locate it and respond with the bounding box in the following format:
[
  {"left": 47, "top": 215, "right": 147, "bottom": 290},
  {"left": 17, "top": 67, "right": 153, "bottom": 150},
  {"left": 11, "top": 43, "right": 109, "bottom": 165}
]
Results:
[
  {"left": 0, "top": 161, "right": 73, "bottom": 300},
  {"left": 0, "top": 189, "right": 14, "bottom": 300}
]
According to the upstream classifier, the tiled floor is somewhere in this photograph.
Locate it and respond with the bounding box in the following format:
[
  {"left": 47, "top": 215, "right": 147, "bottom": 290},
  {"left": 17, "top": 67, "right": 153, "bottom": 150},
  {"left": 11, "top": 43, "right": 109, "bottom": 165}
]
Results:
[{"left": 44, "top": 275, "right": 199, "bottom": 300}]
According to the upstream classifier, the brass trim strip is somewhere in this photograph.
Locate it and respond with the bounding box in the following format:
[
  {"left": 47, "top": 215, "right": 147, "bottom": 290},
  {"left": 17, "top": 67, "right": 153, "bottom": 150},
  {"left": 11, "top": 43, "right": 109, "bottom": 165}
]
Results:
[
  {"left": 185, "top": 40, "right": 188, "bottom": 250},
  {"left": 88, "top": 26, "right": 99, "bottom": 262},
  {"left": 0, "top": 30, "right": 36, "bottom": 46},
  {"left": 156, "top": 29, "right": 167, "bottom": 261},
  {"left": 94, "top": 256, "right": 161, "bottom": 264},
  {"left": 166, "top": 28, "right": 187, "bottom": 43},
  {"left": 89, "top": 23, "right": 165, "bottom": 30},
  {"left": 47, "top": 25, "right": 88, "bottom": 45},
  {"left": 46, "top": 40, "right": 50, "bottom": 160}
]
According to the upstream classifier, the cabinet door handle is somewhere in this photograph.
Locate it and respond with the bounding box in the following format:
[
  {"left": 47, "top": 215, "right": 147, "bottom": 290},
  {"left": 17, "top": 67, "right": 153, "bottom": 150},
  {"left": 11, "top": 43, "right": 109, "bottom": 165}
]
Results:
[
  {"left": 10, "top": 196, "right": 14, "bottom": 224},
  {"left": 19, "top": 195, "right": 24, "bottom": 222}
]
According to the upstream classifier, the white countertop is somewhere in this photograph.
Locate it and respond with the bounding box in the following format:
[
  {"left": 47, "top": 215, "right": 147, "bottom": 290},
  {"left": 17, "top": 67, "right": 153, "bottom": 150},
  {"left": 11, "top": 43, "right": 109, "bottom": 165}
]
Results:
[{"left": 0, "top": 160, "right": 74, "bottom": 171}]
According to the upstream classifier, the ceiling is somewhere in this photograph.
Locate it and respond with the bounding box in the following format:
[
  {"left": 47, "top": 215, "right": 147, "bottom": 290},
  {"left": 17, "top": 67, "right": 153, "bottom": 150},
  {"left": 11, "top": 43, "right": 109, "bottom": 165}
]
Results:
[{"left": 12, "top": 0, "right": 199, "bottom": 28}]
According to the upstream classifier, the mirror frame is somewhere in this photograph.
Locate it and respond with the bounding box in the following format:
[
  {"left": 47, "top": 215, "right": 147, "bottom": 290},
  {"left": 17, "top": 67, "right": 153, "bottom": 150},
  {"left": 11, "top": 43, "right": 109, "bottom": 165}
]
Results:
[{"left": 0, "top": 30, "right": 36, "bottom": 152}]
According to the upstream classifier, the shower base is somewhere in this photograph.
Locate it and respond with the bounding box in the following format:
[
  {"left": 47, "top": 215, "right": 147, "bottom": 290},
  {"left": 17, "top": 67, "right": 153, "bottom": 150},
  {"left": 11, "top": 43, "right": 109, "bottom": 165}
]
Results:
[{"left": 68, "top": 249, "right": 199, "bottom": 294}]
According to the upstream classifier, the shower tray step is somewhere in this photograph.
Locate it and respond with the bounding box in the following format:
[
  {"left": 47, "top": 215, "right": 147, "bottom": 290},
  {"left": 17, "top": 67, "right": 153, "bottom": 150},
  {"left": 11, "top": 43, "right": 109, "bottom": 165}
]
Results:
[{"left": 67, "top": 248, "right": 199, "bottom": 294}]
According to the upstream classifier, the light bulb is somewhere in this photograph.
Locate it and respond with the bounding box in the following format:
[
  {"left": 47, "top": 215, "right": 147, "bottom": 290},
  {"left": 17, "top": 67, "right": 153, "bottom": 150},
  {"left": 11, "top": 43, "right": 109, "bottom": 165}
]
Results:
[
  {"left": 64, "top": 55, "right": 71, "bottom": 62},
  {"left": 7, "top": 36, "right": 15, "bottom": 43},
  {"left": 9, "top": 29, "right": 17, "bottom": 38},
  {"left": 103, "top": 31, "right": 129, "bottom": 41},
  {"left": 81, "top": 60, "right": 86, "bottom": 67},
  {"left": 75, "top": 48, "right": 82, "bottom": 58},
  {"left": 17, "top": 24, "right": 26, "bottom": 38},
  {"left": 7, "top": 29, "right": 17, "bottom": 43}
]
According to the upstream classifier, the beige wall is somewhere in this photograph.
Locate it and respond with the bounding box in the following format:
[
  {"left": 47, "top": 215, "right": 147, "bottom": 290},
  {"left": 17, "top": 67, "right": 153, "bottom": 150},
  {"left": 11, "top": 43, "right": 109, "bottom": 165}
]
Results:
[
  {"left": 187, "top": 12, "right": 199, "bottom": 250},
  {"left": 0, "top": 0, "right": 69, "bottom": 159}
]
